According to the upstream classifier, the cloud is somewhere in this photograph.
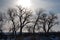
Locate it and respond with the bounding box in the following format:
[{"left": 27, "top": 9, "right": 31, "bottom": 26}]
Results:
[
  {"left": 0, "top": 0, "right": 17, "bottom": 12},
  {"left": 0, "top": 0, "right": 60, "bottom": 13},
  {"left": 31, "top": 0, "right": 60, "bottom": 13}
]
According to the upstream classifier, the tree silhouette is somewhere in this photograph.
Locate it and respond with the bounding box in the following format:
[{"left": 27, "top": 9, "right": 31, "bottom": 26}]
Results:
[
  {"left": 40, "top": 12, "right": 58, "bottom": 32},
  {"left": 40, "top": 13, "right": 48, "bottom": 32},
  {"left": 7, "top": 8, "right": 17, "bottom": 40},
  {"left": 47, "top": 13, "right": 58, "bottom": 32},
  {"left": 26, "top": 9, "right": 44, "bottom": 40},
  {"left": 0, "top": 12, "right": 3, "bottom": 39},
  {"left": 25, "top": 9, "right": 46, "bottom": 33},
  {"left": 33, "top": 11, "right": 41, "bottom": 33},
  {"left": 17, "top": 6, "right": 32, "bottom": 34},
  {"left": 7, "top": 6, "right": 32, "bottom": 40},
  {"left": 30, "top": 9, "right": 59, "bottom": 33},
  {"left": 0, "top": 13, "right": 3, "bottom": 31}
]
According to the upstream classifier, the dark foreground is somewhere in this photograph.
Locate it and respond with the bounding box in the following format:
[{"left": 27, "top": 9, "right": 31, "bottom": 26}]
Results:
[{"left": 0, "top": 32, "right": 60, "bottom": 40}]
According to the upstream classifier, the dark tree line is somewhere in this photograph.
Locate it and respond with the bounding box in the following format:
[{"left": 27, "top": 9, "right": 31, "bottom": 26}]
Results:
[{"left": 0, "top": 6, "right": 59, "bottom": 40}]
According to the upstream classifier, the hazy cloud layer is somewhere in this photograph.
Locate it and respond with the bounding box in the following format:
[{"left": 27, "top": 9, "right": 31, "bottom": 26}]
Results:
[
  {"left": 31, "top": 0, "right": 60, "bottom": 13},
  {"left": 0, "top": 0, "right": 17, "bottom": 12},
  {"left": 0, "top": 0, "right": 60, "bottom": 13}
]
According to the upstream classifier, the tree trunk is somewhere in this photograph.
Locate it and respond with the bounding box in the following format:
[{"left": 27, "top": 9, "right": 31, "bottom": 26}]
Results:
[
  {"left": 19, "top": 27, "right": 24, "bottom": 40},
  {"left": 20, "top": 27, "right": 23, "bottom": 35},
  {"left": 33, "top": 27, "right": 35, "bottom": 33},
  {"left": 43, "top": 24, "right": 46, "bottom": 33},
  {"left": 47, "top": 28, "right": 50, "bottom": 33}
]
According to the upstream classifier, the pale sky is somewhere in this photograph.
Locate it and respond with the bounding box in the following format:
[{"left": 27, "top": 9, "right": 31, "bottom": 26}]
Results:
[
  {"left": 0, "top": 0, "right": 60, "bottom": 13},
  {"left": 0, "top": 0, "right": 60, "bottom": 32}
]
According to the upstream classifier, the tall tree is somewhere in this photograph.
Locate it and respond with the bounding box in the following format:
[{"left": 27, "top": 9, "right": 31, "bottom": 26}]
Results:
[
  {"left": 8, "top": 6, "right": 32, "bottom": 35},
  {"left": 40, "top": 13, "right": 58, "bottom": 32},
  {"left": 47, "top": 13, "right": 58, "bottom": 32},
  {"left": 0, "top": 12, "right": 3, "bottom": 39},
  {"left": 0, "top": 13, "right": 3, "bottom": 32},
  {"left": 7, "top": 8, "right": 17, "bottom": 40},
  {"left": 17, "top": 6, "right": 32, "bottom": 34},
  {"left": 26, "top": 9, "right": 44, "bottom": 33},
  {"left": 32, "top": 9, "right": 44, "bottom": 33}
]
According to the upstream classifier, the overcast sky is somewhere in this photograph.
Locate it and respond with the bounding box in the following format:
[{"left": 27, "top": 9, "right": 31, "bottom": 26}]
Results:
[
  {"left": 0, "top": 0, "right": 60, "bottom": 32},
  {"left": 0, "top": 0, "right": 60, "bottom": 13}
]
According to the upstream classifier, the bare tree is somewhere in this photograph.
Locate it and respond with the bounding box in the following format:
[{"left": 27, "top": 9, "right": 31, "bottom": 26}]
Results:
[
  {"left": 47, "top": 13, "right": 58, "bottom": 32},
  {"left": 40, "top": 13, "right": 48, "bottom": 32},
  {"left": 7, "top": 6, "right": 32, "bottom": 34},
  {"left": 7, "top": 8, "right": 17, "bottom": 40},
  {"left": 26, "top": 10, "right": 44, "bottom": 40},
  {"left": 17, "top": 6, "right": 32, "bottom": 34},
  {"left": 32, "top": 9, "right": 58, "bottom": 33},
  {"left": 32, "top": 10, "right": 44, "bottom": 33},
  {"left": 0, "top": 12, "right": 3, "bottom": 39},
  {"left": 0, "top": 13, "right": 3, "bottom": 32},
  {"left": 7, "top": 6, "right": 32, "bottom": 40},
  {"left": 40, "top": 12, "right": 58, "bottom": 32},
  {"left": 25, "top": 9, "right": 44, "bottom": 33}
]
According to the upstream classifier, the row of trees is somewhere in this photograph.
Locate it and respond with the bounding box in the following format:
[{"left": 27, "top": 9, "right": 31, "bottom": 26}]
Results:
[
  {"left": 8, "top": 6, "right": 59, "bottom": 34},
  {"left": 0, "top": 6, "right": 59, "bottom": 34},
  {"left": 0, "top": 6, "right": 59, "bottom": 40}
]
